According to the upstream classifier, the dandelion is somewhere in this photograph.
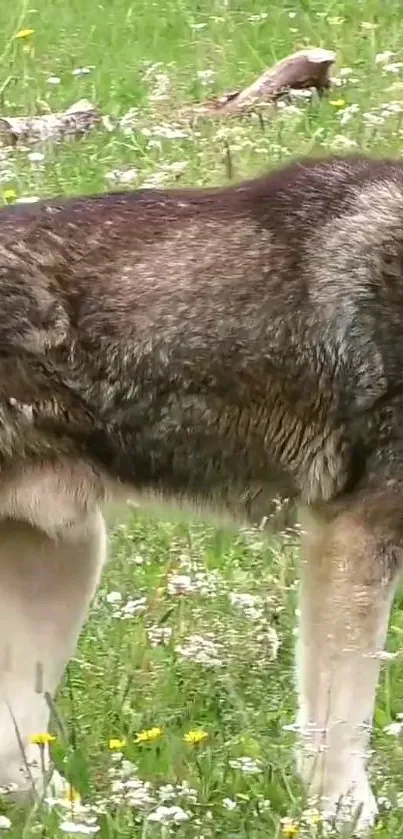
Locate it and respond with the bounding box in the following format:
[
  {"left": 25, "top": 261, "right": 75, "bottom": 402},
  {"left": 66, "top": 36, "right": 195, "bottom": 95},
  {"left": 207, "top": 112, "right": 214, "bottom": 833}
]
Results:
[
  {"left": 109, "top": 738, "right": 126, "bottom": 750},
  {"left": 2, "top": 190, "right": 16, "bottom": 204},
  {"left": 135, "top": 726, "right": 163, "bottom": 744},
  {"left": 329, "top": 98, "right": 346, "bottom": 108},
  {"left": 14, "top": 28, "right": 35, "bottom": 39},
  {"left": 302, "top": 806, "right": 322, "bottom": 827},
  {"left": 281, "top": 816, "right": 299, "bottom": 837},
  {"left": 63, "top": 784, "right": 82, "bottom": 804},
  {"left": 183, "top": 728, "right": 208, "bottom": 745},
  {"left": 29, "top": 732, "right": 56, "bottom": 746}
]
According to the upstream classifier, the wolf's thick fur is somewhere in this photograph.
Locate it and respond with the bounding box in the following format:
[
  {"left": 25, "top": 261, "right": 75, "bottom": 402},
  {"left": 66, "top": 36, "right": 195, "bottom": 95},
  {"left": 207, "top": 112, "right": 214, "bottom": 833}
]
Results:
[{"left": 0, "top": 155, "right": 402, "bottom": 830}]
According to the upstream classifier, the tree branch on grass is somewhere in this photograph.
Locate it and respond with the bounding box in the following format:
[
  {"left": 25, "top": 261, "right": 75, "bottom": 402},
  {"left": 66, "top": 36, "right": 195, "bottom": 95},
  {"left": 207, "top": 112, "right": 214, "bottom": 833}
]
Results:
[
  {"left": 184, "top": 48, "right": 336, "bottom": 119},
  {"left": 0, "top": 99, "right": 102, "bottom": 146}
]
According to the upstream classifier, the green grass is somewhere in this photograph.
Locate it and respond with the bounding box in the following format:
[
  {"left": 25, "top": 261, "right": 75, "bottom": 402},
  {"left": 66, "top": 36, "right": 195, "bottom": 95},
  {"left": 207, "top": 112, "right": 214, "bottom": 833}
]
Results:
[{"left": 1, "top": 0, "right": 403, "bottom": 835}]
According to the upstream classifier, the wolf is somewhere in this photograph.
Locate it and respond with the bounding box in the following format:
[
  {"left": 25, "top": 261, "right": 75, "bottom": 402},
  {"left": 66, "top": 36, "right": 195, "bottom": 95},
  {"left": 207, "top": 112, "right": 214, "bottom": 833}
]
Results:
[{"left": 0, "top": 154, "right": 401, "bottom": 832}]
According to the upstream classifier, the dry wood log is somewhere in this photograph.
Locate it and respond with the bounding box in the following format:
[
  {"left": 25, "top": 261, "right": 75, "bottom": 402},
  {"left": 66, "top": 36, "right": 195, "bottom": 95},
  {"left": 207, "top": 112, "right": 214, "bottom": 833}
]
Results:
[
  {"left": 185, "top": 48, "right": 336, "bottom": 118},
  {"left": 0, "top": 99, "right": 101, "bottom": 146}
]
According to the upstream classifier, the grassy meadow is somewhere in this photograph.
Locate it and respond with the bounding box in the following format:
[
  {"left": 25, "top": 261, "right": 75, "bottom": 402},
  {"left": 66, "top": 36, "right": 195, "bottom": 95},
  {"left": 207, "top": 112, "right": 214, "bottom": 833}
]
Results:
[{"left": 2, "top": 0, "right": 403, "bottom": 836}]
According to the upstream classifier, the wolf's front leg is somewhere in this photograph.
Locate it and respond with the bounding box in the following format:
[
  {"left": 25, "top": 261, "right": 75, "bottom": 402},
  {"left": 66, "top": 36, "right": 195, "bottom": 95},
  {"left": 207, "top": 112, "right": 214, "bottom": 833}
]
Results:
[
  {"left": 0, "top": 510, "right": 106, "bottom": 799},
  {"left": 296, "top": 500, "right": 401, "bottom": 834}
]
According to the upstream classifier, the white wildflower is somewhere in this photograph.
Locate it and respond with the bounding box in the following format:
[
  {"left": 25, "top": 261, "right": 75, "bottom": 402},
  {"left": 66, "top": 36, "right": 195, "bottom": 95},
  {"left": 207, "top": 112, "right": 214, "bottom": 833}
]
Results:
[
  {"left": 105, "top": 591, "right": 122, "bottom": 604},
  {"left": 47, "top": 76, "right": 61, "bottom": 85},
  {"left": 223, "top": 797, "right": 237, "bottom": 810},
  {"left": 339, "top": 103, "right": 360, "bottom": 126},
  {"left": 143, "top": 124, "right": 188, "bottom": 140},
  {"left": 365, "top": 649, "right": 399, "bottom": 660},
  {"left": 27, "top": 152, "right": 45, "bottom": 163},
  {"left": 282, "top": 722, "right": 302, "bottom": 732},
  {"left": 120, "top": 597, "right": 147, "bottom": 618},
  {"left": 165, "top": 161, "right": 188, "bottom": 175},
  {"left": 375, "top": 51, "right": 394, "bottom": 64},
  {"left": 384, "top": 721, "right": 403, "bottom": 735},
  {"left": 167, "top": 574, "right": 194, "bottom": 595},
  {"left": 0, "top": 816, "right": 10, "bottom": 830},
  {"left": 190, "top": 23, "right": 206, "bottom": 30},
  {"left": 229, "top": 592, "right": 264, "bottom": 621},
  {"left": 229, "top": 756, "right": 263, "bottom": 774},
  {"left": 248, "top": 12, "right": 268, "bottom": 21},
  {"left": 107, "top": 595, "right": 147, "bottom": 619},
  {"left": 104, "top": 168, "right": 138, "bottom": 185},
  {"left": 287, "top": 89, "right": 314, "bottom": 100},
  {"left": 72, "top": 67, "right": 92, "bottom": 76},
  {"left": 330, "top": 134, "right": 358, "bottom": 151},
  {"left": 362, "top": 112, "right": 385, "bottom": 125},
  {"left": 197, "top": 69, "right": 215, "bottom": 85},
  {"left": 15, "top": 196, "right": 39, "bottom": 203},
  {"left": 147, "top": 805, "right": 190, "bottom": 824},
  {"left": 158, "top": 781, "right": 197, "bottom": 803},
  {"left": 256, "top": 624, "right": 280, "bottom": 660},
  {"left": 119, "top": 108, "right": 140, "bottom": 133},
  {"left": 381, "top": 102, "right": 403, "bottom": 115},
  {"left": 175, "top": 633, "right": 223, "bottom": 667},
  {"left": 277, "top": 103, "right": 303, "bottom": 117},
  {"left": 147, "top": 626, "right": 173, "bottom": 647},
  {"left": 149, "top": 73, "right": 171, "bottom": 102},
  {"left": 59, "top": 823, "right": 99, "bottom": 835},
  {"left": 141, "top": 172, "right": 170, "bottom": 189},
  {"left": 111, "top": 777, "right": 155, "bottom": 807},
  {"left": 168, "top": 568, "right": 220, "bottom": 597},
  {"left": 384, "top": 63, "right": 403, "bottom": 74}
]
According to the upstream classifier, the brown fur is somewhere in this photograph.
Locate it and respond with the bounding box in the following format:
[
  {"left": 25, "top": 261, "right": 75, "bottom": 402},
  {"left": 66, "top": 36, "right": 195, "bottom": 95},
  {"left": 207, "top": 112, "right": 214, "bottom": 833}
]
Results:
[{"left": 2, "top": 154, "right": 403, "bottom": 828}]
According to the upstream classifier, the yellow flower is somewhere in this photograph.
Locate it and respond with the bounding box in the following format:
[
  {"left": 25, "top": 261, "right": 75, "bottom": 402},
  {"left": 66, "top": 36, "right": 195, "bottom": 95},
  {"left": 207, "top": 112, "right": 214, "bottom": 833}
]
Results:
[
  {"left": 280, "top": 817, "right": 299, "bottom": 837},
  {"left": 135, "top": 726, "right": 163, "bottom": 744},
  {"left": 108, "top": 738, "right": 126, "bottom": 750},
  {"left": 329, "top": 98, "right": 346, "bottom": 108},
  {"left": 183, "top": 728, "right": 208, "bottom": 745},
  {"left": 3, "top": 189, "right": 16, "bottom": 204},
  {"left": 29, "top": 732, "right": 56, "bottom": 746},
  {"left": 63, "top": 784, "right": 81, "bottom": 803},
  {"left": 14, "top": 28, "right": 35, "bottom": 39}
]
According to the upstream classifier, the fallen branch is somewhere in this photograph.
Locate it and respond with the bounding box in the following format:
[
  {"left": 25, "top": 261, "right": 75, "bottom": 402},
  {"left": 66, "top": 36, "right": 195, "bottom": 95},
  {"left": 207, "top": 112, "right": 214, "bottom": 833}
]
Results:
[
  {"left": 0, "top": 99, "right": 102, "bottom": 146},
  {"left": 185, "top": 48, "right": 336, "bottom": 118}
]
